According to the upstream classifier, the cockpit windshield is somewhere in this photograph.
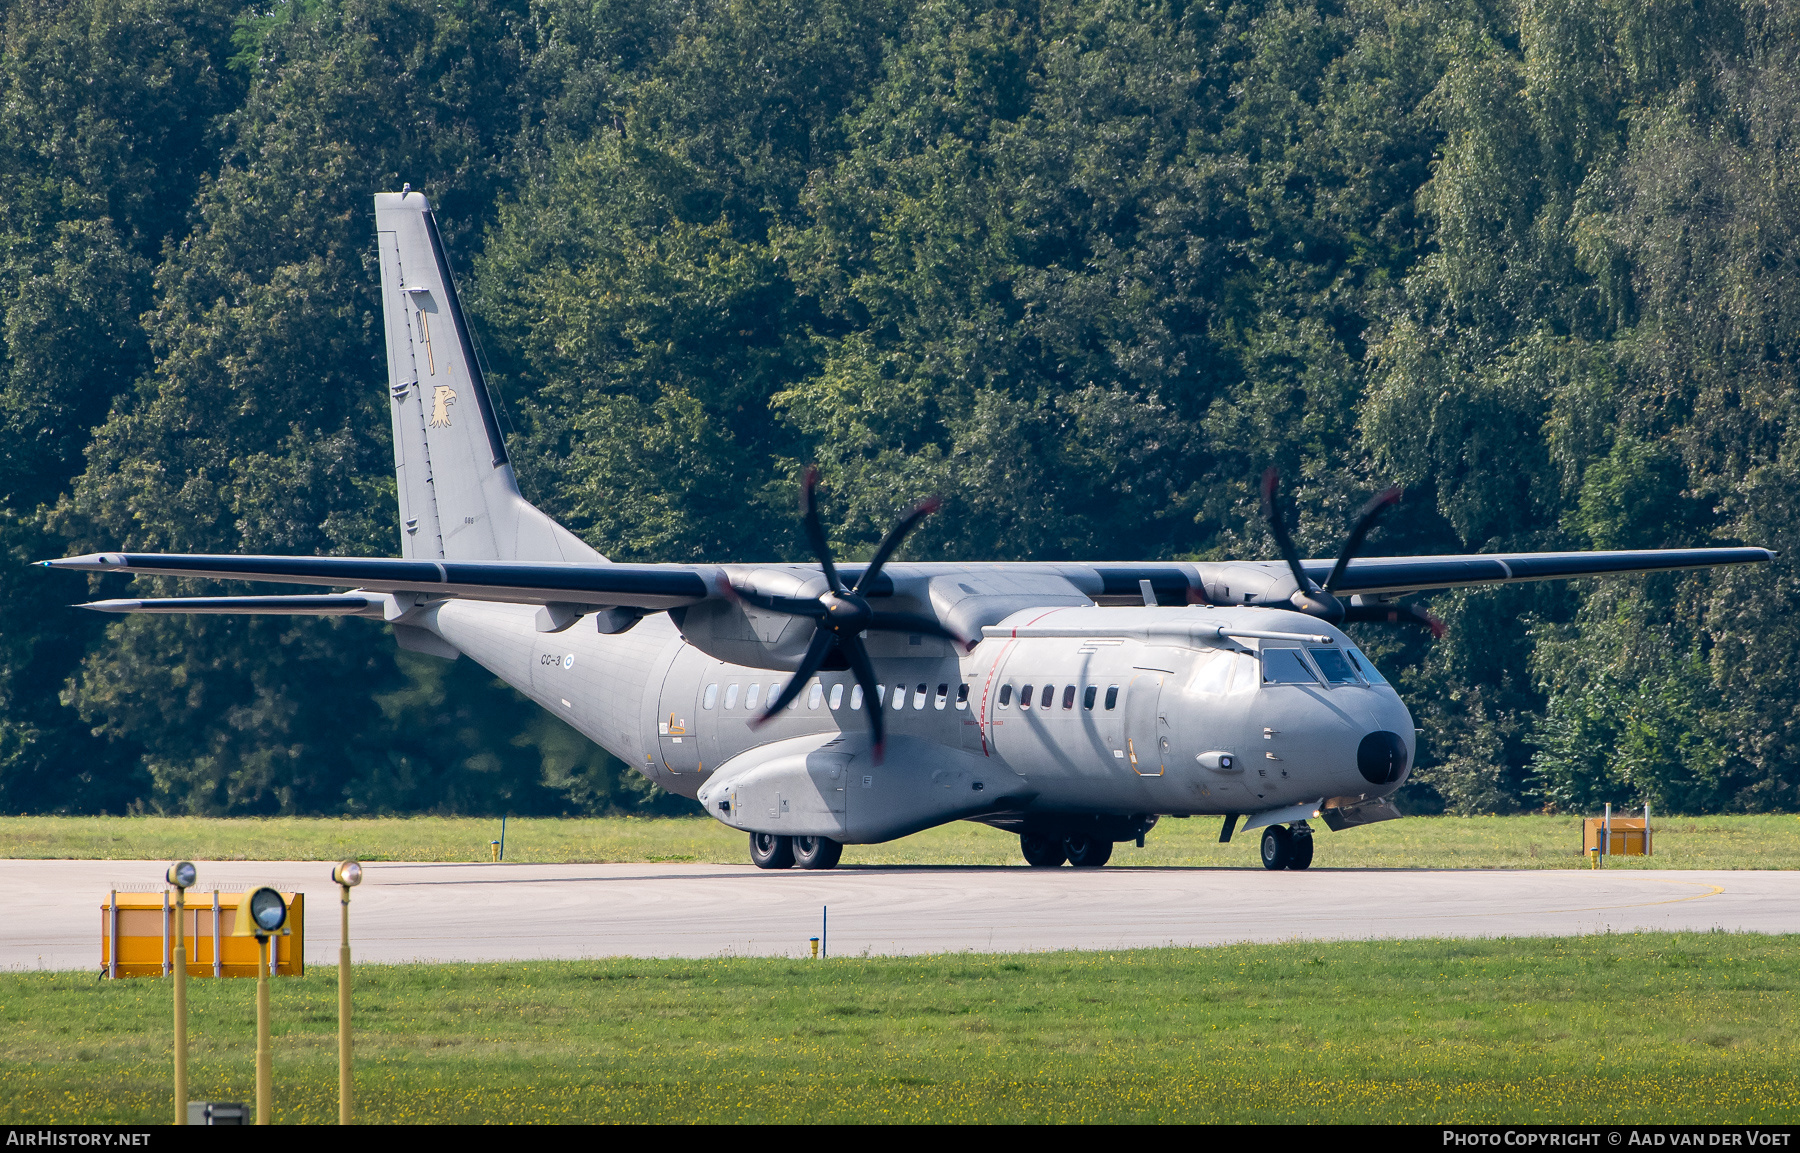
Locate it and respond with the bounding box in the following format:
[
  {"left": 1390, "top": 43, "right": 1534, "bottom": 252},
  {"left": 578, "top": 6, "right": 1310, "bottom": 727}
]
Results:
[
  {"left": 1308, "top": 646, "right": 1361, "bottom": 685},
  {"left": 1260, "top": 648, "right": 1319, "bottom": 685}
]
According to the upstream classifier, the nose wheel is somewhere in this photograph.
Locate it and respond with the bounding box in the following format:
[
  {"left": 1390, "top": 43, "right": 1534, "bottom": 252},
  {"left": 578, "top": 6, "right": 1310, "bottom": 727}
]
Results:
[{"left": 1259, "top": 823, "right": 1314, "bottom": 870}]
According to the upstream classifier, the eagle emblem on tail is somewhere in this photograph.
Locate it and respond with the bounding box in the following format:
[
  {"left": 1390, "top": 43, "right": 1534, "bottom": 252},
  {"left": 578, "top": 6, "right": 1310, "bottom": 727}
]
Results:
[{"left": 430, "top": 385, "right": 456, "bottom": 428}]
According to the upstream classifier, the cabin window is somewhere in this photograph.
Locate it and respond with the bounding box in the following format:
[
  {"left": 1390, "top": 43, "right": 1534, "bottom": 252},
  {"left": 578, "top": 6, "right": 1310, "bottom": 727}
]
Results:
[
  {"left": 703, "top": 683, "right": 719, "bottom": 710},
  {"left": 1019, "top": 685, "right": 1033, "bottom": 708},
  {"left": 808, "top": 682, "right": 824, "bottom": 709},
  {"left": 829, "top": 683, "right": 845, "bottom": 709},
  {"left": 1062, "top": 685, "right": 1076, "bottom": 710},
  {"left": 999, "top": 684, "right": 1014, "bottom": 707},
  {"left": 723, "top": 683, "right": 740, "bottom": 710},
  {"left": 893, "top": 684, "right": 906, "bottom": 711},
  {"left": 935, "top": 684, "right": 949, "bottom": 710},
  {"left": 1261, "top": 649, "right": 1319, "bottom": 685},
  {"left": 1309, "top": 647, "right": 1359, "bottom": 685},
  {"left": 1104, "top": 685, "right": 1119, "bottom": 710},
  {"left": 744, "top": 683, "right": 761, "bottom": 711},
  {"left": 782, "top": 682, "right": 797, "bottom": 708},
  {"left": 1083, "top": 685, "right": 1097, "bottom": 710},
  {"left": 913, "top": 683, "right": 928, "bottom": 709},
  {"left": 850, "top": 684, "right": 864, "bottom": 710},
  {"left": 956, "top": 683, "right": 969, "bottom": 710},
  {"left": 1040, "top": 684, "right": 1055, "bottom": 709}
]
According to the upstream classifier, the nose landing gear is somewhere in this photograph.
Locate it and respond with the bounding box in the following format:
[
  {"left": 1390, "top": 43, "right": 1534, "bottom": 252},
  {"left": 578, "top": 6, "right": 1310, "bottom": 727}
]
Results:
[{"left": 1259, "top": 822, "right": 1315, "bottom": 870}]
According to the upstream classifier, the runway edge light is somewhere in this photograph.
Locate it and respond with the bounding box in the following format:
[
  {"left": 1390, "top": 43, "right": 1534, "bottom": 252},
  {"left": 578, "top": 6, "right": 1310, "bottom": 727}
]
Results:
[
  {"left": 333, "top": 860, "right": 361, "bottom": 1125},
  {"left": 166, "top": 862, "right": 196, "bottom": 1125}
]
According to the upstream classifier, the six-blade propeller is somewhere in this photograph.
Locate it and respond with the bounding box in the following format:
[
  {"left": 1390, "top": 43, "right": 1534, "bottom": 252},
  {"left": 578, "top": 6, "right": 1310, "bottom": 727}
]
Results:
[
  {"left": 735, "top": 468, "right": 970, "bottom": 761},
  {"left": 1260, "top": 468, "right": 1446, "bottom": 638}
]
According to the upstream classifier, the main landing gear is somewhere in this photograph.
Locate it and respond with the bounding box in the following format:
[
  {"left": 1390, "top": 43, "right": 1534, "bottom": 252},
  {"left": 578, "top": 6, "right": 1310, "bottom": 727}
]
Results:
[
  {"left": 749, "top": 832, "right": 843, "bottom": 870},
  {"left": 1259, "top": 822, "right": 1314, "bottom": 871},
  {"left": 1020, "top": 833, "right": 1115, "bottom": 868}
]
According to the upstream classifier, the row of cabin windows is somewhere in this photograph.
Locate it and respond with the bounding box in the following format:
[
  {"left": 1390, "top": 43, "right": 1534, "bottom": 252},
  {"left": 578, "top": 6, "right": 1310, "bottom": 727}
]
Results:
[
  {"left": 996, "top": 683, "right": 1120, "bottom": 711},
  {"left": 701, "top": 681, "right": 972, "bottom": 712}
]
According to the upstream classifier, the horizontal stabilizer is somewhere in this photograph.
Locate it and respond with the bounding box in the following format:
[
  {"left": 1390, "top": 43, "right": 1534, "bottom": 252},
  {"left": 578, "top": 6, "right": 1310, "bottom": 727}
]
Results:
[{"left": 79, "top": 594, "right": 383, "bottom": 616}]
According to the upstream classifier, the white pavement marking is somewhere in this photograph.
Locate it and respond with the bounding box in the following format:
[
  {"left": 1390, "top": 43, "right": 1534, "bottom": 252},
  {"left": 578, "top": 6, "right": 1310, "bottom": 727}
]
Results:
[{"left": 3, "top": 860, "right": 1796, "bottom": 971}]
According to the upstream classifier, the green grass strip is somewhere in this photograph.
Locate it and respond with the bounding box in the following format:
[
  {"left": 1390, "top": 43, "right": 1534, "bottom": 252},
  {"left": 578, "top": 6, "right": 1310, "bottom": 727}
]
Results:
[
  {"left": 2, "top": 932, "right": 1796, "bottom": 1123},
  {"left": 5, "top": 813, "right": 1800, "bottom": 869}
]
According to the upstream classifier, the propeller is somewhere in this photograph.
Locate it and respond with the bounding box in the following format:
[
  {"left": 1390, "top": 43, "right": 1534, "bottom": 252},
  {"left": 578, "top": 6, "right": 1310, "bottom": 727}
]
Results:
[
  {"left": 734, "top": 468, "right": 969, "bottom": 761},
  {"left": 1260, "top": 468, "right": 1445, "bottom": 638}
]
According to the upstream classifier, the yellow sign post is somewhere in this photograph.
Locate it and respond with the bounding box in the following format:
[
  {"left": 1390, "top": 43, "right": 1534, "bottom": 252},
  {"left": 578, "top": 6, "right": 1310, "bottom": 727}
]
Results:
[
  {"left": 332, "top": 860, "right": 362, "bottom": 1125},
  {"left": 232, "top": 887, "right": 289, "bottom": 1125}
]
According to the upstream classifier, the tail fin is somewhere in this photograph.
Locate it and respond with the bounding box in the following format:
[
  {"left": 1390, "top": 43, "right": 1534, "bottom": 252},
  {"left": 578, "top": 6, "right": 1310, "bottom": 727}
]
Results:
[{"left": 374, "top": 190, "right": 603, "bottom": 563}]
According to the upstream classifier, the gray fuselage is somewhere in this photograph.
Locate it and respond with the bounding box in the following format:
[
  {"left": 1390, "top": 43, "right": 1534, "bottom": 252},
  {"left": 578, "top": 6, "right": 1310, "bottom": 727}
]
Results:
[{"left": 422, "top": 600, "right": 1414, "bottom": 837}]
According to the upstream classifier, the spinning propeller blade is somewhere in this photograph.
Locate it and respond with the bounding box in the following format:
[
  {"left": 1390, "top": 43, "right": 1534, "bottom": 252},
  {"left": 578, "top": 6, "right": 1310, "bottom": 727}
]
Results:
[
  {"left": 744, "top": 470, "right": 966, "bottom": 761},
  {"left": 1260, "top": 470, "right": 1441, "bottom": 636}
]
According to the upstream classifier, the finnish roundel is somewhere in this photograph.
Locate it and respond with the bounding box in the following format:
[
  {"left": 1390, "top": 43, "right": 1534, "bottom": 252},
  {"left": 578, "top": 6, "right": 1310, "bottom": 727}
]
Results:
[{"left": 562, "top": 654, "right": 575, "bottom": 670}]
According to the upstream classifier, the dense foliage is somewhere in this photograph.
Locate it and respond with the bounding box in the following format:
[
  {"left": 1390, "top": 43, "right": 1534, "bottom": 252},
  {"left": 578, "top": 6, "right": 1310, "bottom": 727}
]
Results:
[{"left": 1, "top": 0, "right": 1794, "bottom": 816}]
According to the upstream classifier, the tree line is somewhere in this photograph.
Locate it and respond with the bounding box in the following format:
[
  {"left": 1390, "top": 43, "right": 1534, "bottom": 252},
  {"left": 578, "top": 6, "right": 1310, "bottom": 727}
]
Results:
[{"left": 1, "top": 0, "right": 1795, "bottom": 817}]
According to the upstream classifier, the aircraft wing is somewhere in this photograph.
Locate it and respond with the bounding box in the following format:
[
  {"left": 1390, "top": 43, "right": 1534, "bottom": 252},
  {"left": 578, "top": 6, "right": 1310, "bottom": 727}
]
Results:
[
  {"left": 42, "top": 553, "right": 717, "bottom": 611},
  {"left": 42, "top": 545, "right": 1775, "bottom": 615},
  {"left": 1297, "top": 547, "right": 1775, "bottom": 596}
]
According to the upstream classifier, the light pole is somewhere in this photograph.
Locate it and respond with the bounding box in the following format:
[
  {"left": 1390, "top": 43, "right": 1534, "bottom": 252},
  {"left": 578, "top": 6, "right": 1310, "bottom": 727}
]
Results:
[
  {"left": 233, "top": 887, "right": 288, "bottom": 1125},
  {"left": 166, "top": 861, "right": 196, "bottom": 1125},
  {"left": 331, "top": 860, "right": 362, "bottom": 1125}
]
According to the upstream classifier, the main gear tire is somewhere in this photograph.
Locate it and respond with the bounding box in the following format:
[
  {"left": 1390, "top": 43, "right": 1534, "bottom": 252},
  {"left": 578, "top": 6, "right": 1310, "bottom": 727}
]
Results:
[
  {"left": 1287, "top": 827, "right": 1314, "bottom": 870},
  {"left": 1020, "top": 833, "right": 1067, "bottom": 867},
  {"left": 750, "top": 832, "right": 795, "bottom": 869},
  {"left": 793, "top": 835, "right": 843, "bottom": 870},
  {"left": 1063, "top": 835, "right": 1114, "bottom": 868},
  {"left": 1260, "top": 825, "right": 1293, "bottom": 871}
]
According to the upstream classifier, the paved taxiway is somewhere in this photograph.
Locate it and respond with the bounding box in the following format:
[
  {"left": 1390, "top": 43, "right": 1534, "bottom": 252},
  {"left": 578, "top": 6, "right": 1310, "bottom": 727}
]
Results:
[{"left": 4, "top": 860, "right": 1796, "bottom": 970}]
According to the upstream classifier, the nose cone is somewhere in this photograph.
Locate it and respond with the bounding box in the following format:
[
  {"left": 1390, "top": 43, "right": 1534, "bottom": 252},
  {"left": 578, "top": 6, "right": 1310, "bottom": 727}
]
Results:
[{"left": 1357, "top": 730, "right": 1409, "bottom": 785}]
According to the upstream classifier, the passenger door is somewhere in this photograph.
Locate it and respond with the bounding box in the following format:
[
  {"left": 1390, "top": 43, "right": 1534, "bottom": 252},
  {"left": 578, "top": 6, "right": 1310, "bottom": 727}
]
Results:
[{"left": 656, "top": 648, "right": 707, "bottom": 775}]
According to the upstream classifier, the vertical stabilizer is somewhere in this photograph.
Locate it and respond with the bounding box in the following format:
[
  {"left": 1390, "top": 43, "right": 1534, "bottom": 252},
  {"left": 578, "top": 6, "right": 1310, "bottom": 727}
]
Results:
[{"left": 375, "top": 190, "right": 604, "bottom": 563}]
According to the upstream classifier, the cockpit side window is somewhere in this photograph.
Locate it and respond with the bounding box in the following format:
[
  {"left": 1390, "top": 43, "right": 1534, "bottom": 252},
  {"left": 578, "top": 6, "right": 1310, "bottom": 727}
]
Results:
[
  {"left": 1260, "top": 648, "right": 1319, "bottom": 685},
  {"left": 1348, "top": 648, "right": 1389, "bottom": 685},
  {"left": 1308, "top": 647, "right": 1360, "bottom": 685}
]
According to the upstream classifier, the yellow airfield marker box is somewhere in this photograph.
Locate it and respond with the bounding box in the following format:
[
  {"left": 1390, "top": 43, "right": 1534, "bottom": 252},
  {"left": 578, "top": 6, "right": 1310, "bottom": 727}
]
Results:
[{"left": 100, "top": 891, "right": 304, "bottom": 978}]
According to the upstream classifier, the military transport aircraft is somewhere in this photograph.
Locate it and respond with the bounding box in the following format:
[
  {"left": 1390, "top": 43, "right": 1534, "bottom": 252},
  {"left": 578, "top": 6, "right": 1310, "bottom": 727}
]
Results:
[{"left": 45, "top": 190, "right": 1775, "bottom": 871}]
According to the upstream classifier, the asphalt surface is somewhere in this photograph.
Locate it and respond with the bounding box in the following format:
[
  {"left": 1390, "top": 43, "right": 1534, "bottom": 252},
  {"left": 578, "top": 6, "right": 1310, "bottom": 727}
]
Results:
[{"left": 4, "top": 860, "right": 1796, "bottom": 970}]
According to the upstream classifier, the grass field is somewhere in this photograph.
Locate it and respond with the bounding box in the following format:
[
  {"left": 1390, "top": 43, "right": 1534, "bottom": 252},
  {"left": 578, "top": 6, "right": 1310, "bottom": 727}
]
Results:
[
  {"left": 1, "top": 933, "right": 1795, "bottom": 1124},
  {"left": 4, "top": 812, "right": 1799, "bottom": 869}
]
